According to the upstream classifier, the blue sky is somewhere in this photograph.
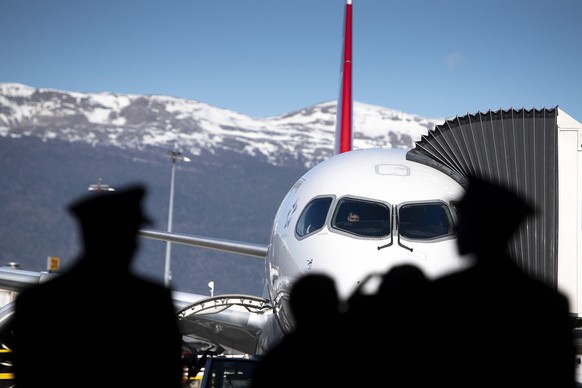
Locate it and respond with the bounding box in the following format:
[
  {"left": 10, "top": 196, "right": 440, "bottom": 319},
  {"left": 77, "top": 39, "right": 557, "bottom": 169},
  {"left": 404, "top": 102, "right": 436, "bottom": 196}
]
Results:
[{"left": 2, "top": 0, "right": 581, "bottom": 121}]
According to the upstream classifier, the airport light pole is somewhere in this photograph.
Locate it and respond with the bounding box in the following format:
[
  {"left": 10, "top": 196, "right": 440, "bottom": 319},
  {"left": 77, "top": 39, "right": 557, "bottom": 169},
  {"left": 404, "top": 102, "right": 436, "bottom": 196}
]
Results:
[{"left": 164, "top": 150, "right": 191, "bottom": 287}]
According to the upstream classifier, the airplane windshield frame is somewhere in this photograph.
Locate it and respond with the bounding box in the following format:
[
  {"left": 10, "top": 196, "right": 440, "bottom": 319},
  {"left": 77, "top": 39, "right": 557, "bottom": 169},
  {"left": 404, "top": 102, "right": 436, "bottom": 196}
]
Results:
[
  {"left": 295, "top": 196, "right": 334, "bottom": 238},
  {"left": 296, "top": 196, "right": 456, "bottom": 242},
  {"left": 331, "top": 197, "right": 392, "bottom": 238},
  {"left": 397, "top": 201, "right": 455, "bottom": 240}
]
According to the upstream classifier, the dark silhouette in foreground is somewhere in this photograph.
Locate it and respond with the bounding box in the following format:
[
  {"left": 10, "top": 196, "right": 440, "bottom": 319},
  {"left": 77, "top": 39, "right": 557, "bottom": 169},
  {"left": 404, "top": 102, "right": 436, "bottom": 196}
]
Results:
[
  {"left": 10, "top": 185, "right": 183, "bottom": 387},
  {"left": 340, "top": 263, "right": 429, "bottom": 386},
  {"left": 428, "top": 176, "right": 576, "bottom": 387},
  {"left": 250, "top": 273, "right": 341, "bottom": 388}
]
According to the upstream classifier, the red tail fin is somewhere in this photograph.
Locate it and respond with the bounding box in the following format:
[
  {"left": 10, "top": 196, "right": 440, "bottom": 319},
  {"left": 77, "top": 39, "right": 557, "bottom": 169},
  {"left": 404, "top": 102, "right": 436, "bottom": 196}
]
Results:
[{"left": 335, "top": 0, "right": 353, "bottom": 154}]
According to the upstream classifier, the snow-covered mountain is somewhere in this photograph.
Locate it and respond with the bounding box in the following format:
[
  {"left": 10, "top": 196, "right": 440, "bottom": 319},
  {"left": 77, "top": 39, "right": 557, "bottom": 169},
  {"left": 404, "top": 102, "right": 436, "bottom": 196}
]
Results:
[{"left": 0, "top": 83, "right": 443, "bottom": 168}]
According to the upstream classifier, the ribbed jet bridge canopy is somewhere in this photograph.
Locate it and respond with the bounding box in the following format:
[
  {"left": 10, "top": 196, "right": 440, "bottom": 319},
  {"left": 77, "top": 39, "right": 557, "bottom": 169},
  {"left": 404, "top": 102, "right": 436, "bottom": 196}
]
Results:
[{"left": 406, "top": 107, "right": 559, "bottom": 287}]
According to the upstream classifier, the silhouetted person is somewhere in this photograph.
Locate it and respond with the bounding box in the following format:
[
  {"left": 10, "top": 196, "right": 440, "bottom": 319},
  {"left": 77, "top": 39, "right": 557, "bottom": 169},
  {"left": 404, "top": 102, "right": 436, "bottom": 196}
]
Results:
[
  {"left": 344, "top": 264, "right": 430, "bottom": 386},
  {"left": 10, "top": 185, "right": 183, "bottom": 387},
  {"left": 251, "top": 273, "right": 340, "bottom": 388},
  {"left": 346, "top": 263, "right": 429, "bottom": 319},
  {"left": 428, "top": 176, "right": 576, "bottom": 387}
]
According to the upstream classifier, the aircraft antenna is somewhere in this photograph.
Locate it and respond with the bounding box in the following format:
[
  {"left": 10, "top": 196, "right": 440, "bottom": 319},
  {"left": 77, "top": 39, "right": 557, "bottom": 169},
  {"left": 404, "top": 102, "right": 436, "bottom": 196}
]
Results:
[{"left": 334, "top": 0, "right": 353, "bottom": 154}]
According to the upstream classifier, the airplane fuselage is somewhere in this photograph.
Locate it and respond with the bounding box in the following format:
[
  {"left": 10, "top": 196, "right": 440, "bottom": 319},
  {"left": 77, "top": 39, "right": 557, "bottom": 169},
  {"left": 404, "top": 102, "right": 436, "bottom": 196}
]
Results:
[{"left": 266, "top": 147, "right": 468, "bottom": 334}]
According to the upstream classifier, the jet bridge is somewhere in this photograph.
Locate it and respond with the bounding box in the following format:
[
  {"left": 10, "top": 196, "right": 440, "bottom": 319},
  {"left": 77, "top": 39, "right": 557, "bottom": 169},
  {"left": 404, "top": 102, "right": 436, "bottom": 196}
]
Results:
[{"left": 406, "top": 107, "right": 582, "bottom": 316}]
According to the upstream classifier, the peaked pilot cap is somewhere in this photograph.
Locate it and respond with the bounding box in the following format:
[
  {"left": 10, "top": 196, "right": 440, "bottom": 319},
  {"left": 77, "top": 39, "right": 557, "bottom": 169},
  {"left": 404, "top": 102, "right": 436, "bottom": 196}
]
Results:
[
  {"left": 68, "top": 184, "right": 152, "bottom": 235},
  {"left": 456, "top": 176, "right": 535, "bottom": 243}
]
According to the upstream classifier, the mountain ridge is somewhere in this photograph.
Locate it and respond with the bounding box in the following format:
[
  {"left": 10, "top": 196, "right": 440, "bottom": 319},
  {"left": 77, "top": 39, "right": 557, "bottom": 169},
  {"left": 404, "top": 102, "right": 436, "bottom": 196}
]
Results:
[{"left": 0, "top": 82, "right": 443, "bottom": 168}]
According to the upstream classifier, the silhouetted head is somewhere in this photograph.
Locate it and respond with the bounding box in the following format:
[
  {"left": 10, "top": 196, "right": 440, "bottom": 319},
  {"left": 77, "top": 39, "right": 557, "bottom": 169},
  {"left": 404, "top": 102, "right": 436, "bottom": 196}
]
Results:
[
  {"left": 68, "top": 184, "right": 152, "bottom": 259},
  {"left": 377, "top": 264, "right": 428, "bottom": 297},
  {"left": 289, "top": 273, "right": 339, "bottom": 329},
  {"left": 455, "top": 176, "right": 534, "bottom": 257}
]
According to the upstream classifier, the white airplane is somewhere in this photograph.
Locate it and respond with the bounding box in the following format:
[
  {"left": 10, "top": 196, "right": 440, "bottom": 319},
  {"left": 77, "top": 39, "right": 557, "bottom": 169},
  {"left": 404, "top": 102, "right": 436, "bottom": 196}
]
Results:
[{"left": 1, "top": 0, "right": 580, "bottom": 359}]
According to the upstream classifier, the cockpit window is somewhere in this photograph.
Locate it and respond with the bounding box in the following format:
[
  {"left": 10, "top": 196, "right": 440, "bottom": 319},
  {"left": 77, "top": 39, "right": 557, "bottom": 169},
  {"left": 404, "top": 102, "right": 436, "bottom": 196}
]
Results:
[
  {"left": 296, "top": 197, "right": 333, "bottom": 237},
  {"left": 331, "top": 198, "right": 391, "bottom": 237},
  {"left": 398, "top": 202, "right": 454, "bottom": 239}
]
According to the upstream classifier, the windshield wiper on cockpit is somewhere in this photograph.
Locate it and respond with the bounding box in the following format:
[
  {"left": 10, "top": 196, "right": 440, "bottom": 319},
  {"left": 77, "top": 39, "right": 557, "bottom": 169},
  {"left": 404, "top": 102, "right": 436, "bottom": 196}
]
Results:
[
  {"left": 396, "top": 205, "right": 413, "bottom": 251},
  {"left": 377, "top": 205, "right": 395, "bottom": 251},
  {"left": 378, "top": 204, "right": 413, "bottom": 252},
  {"left": 397, "top": 232, "right": 413, "bottom": 252},
  {"left": 377, "top": 235, "right": 393, "bottom": 250}
]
